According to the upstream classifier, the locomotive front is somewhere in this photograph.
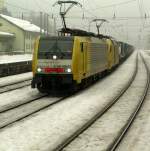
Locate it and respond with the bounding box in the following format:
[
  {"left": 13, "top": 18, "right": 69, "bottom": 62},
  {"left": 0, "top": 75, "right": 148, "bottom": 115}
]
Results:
[{"left": 32, "top": 36, "right": 74, "bottom": 93}]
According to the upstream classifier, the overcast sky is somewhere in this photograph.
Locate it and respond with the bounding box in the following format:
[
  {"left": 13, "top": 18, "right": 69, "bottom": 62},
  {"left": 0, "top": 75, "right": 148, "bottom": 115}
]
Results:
[
  {"left": 5, "top": 0, "right": 150, "bottom": 48},
  {"left": 5, "top": 0, "right": 150, "bottom": 17}
]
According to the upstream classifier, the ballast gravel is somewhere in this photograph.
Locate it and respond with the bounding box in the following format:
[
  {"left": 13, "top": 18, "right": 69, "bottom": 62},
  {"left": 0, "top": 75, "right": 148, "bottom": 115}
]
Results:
[{"left": 0, "top": 52, "right": 137, "bottom": 151}]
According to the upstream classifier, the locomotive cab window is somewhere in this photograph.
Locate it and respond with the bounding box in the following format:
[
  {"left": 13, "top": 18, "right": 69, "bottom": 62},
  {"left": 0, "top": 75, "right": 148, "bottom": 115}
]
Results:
[{"left": 38, "top": 37, "right": 74, "bottom": 59}]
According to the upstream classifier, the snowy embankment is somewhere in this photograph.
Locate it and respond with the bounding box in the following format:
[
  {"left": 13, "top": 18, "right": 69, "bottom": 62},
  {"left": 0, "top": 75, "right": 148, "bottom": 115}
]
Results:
[
  {"left": 0, "top": 52, "right": 137, "bottom": 151},
  {"left": 116, "top": 51, "right": 150, "bottom": 151},
  {"left": 0, "top": 54, "right": 32, "bottom": 64},
  {"left": 64, "top": 52, "right": 147, "bottom": 151},
  {"left": 0, "top": 72, "right": 32, "bottom": 87}
]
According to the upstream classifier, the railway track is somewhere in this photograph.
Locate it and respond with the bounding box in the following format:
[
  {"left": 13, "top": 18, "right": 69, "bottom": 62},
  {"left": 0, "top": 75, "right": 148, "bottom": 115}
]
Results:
[
  {"left": 0, "top": 68, "right": 116, "bottom": 130},
  {"left": 0, "top": 81, "right": 87, "bottom": 130},
  {"left": 52, "top": 54, "right": 138, "bottom": 151},
  {"left": 108, "top": 53, "right": 150, "bottom": 151},
  {"left": 0, "top": 54, "right": 133, "bottom": 130},
  {"left": 0, "top": 79, "right": 31, "bottom": 94},
  {"left": 0, "top": 94, "right": 47, "bottom": 113},
  {"left": 0, "top": 53, "right": 137, "bottom": 151},
  {"left": 0, "top": 95, "right": 69, "bottom": 130}
]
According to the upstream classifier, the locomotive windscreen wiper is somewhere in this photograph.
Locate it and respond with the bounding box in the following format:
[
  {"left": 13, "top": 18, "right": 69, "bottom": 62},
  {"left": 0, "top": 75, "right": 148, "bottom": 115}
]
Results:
[{"left": 49, "top": 40, "right": 63, "bottom": 53}]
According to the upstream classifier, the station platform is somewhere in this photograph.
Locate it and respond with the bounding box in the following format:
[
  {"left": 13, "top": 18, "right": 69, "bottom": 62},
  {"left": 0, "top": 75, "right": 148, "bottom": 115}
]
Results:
[{"left": 0, "top": 54, "right": 32, "bottom": 77}]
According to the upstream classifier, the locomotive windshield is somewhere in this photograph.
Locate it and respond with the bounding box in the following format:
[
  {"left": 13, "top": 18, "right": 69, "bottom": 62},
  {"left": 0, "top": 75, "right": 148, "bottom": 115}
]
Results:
[{"left": 38, "top": 37, "right": 74, "bottom": 59}]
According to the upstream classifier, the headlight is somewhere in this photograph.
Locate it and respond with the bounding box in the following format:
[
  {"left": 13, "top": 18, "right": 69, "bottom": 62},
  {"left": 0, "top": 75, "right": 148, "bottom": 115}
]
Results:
[
  {"left": 66, "top": 68, "right": 72, "bottom": 73},
  {"left": 53, "top": 55, "right": 57, "bottom": 60},
  {"left": 37, "top": 68, "right": 42, "bottom": 72}
]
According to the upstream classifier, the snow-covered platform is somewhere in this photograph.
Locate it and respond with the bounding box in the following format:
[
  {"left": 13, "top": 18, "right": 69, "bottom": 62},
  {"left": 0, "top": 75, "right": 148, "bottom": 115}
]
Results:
[{"left": 0, "top": 54, "right": 32, "bottom": 77}]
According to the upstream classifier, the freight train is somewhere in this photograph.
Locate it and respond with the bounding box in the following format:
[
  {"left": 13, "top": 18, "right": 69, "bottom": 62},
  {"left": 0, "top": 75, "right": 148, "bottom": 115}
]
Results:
[{"left": 31, "top": 28, "right": 133, "bottom": 93}]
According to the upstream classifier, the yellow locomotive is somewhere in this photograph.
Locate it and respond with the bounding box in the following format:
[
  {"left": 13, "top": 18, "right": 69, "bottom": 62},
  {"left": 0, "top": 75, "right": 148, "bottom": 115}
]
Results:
[
  {"left": 31, "top": 0, "right": 134, "bottom": 93},
  {"left": 31, "top": 28, "right": 125, "bottom": 93}
]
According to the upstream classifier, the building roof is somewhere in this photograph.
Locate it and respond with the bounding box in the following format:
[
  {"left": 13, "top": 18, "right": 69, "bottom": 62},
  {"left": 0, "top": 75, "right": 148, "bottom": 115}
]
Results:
[
  {"left": 0, "top": 31, "right": 15, "bottom": 38},
  {"left": 0, "top": 14, "right": 41, "bottom": 33}
]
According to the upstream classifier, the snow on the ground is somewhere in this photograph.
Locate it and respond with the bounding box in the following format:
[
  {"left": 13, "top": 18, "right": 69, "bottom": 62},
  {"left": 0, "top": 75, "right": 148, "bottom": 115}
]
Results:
[
  {"left": 0, "top": 96, "right": 60, "bottom": 129},
  {"left": 0, "top": 52, "right": 137, "bottom": 151},
  {"left": 64, "top": 52, "right": 147, "bottom": 151},
  {"left": 0, "top": 72, "right": 32, "bottom": 87},
  {"left": 0, "top": 54, "right": 32, "bottom": 64},
  {"left": 116, "top": 51, "right": 150, "bottom": 151},
  {"left": 0, "top": 86, "right": 43, "bottom": 112}
]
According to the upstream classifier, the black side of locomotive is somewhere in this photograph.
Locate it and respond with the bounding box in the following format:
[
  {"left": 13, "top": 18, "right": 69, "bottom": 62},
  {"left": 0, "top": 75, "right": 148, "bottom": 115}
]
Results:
[{"left": 119, "top": 41, "right": 134, "bottom": 62}]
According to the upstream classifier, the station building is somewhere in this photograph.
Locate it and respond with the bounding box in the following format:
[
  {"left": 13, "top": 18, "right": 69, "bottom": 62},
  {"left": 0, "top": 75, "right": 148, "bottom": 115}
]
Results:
[
  {"left": 0, "top": 31, "right": 15, "bottom": 54},
  {"left": 0, "top": 0, "right": 4, "bottom": 13},
  {"left": 0, "top": 14, "right": 41, "bottom": 54}
]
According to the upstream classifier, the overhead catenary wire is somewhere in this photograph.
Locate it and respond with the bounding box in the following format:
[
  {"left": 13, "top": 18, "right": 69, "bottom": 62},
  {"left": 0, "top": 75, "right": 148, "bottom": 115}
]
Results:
[
  {"left": 5, "top": 1, "right": 150, "bottom": 29},
  {"left": 78, "top": 0, "right": 138, "bottom": 23},
  {"left": 65, "top": 15, "right": 150, "bottom": 20},
  {"left": 4, "top": 0, "right": 150, "bottom": 46},
  {"left": 5, "top": 0, "right": 141, "bottom": 21},
  {"left": 69, "top": 0, "right": 139, "bottom": 22},
  {"left": 86, "top": 0, "right": 137, "bottom": 11}
]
